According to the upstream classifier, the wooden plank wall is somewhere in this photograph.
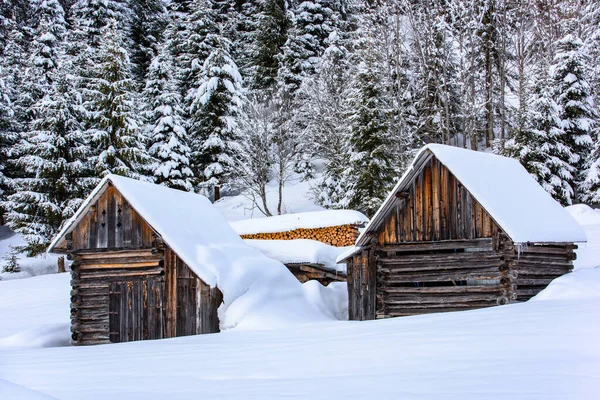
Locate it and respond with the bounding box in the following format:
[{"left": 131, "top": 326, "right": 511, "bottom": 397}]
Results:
[
  {"left": 378, "top": 157, "right": 501, "bottom": 244},
  {"left": 164, "top": 248, "right": 222, "bottom": 336},
  {"left": 71, "top": 185, "right": 155, "bottom": 251},
  {"left": 70, "top": 249, "right": 164, "bottom": 345},
  {"left": 347, "top": 250, "right": 376, "bottom": 321},
  {"left": 72, "top": 247, "right": 222, "bottom": 345}
]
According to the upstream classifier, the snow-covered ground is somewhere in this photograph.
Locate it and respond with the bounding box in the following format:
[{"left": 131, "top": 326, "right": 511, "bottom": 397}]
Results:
[
  {"left": 0, "top": 267, "right": 598, "bottom": 399},
  {"left": 0, "top": 227, "right": 63, "bottom": 281},
  {"left": 0, "top": 182, "right": 599, "bottom": 399}
]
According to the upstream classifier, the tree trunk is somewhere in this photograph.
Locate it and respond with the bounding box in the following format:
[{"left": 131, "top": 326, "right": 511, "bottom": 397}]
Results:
[
  {"left": 58, "top": 256, "right": 66, "bottom": 273},
  {"left": 214, "top": 186, "right": 221, "bottom": 202}
]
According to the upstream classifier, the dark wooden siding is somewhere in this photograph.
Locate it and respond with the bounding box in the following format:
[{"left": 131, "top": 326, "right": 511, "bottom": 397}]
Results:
[
  {"left": 71, "top": 185, "right": 155, "bottom": 251},
  {"left": 347, "top": 250, "right": 376, "bottom": 320},
  {"left": 164, "top": 248, "right": 221, "bottom": 337},
  {"left": 70, "top": 249, "right": 164, "bottom": 345},
  {"left": 378, "top": 157, "right": 501, "bottom": 244},
  {"left": 109, "top": 278, "right": 166, "bottom": 343},
  {"left": 71, "top": 246, "right": 222, "bottom": 345}
]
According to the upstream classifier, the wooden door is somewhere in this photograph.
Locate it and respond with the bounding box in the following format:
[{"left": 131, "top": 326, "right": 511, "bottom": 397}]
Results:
[
  {"left": 176, "top": 260, "right": 198, "bottom": 337},
  {"left": 108, "top": 278, "right": 165, "bottom": 343}
]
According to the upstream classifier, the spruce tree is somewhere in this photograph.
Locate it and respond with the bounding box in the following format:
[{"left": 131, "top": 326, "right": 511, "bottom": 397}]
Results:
[
  {"left": 177, "top": 0, "right": 219, "bottom": 98},
  {"left": 551, "top": 33, "right": 596, "bottom": 202},
  {"left": 129, "top": 0, "right": 168, "bottom": 84},
  {"left": 2, "top": 66, "right": 94, "bottom": 256},
  {"left": 70, "top": 0, "right": 131, "bottom": 49},
  {"left": 343, "top": 29, "right": 394, "bottom": 217},
  {"left": 22, "top": 0, "right": 66, "bottom": 106},
  {"left": 506, "top": 61, "right": 574, "bottom": 205},
  {"left": 143, "top": 45, "right": 194, "bottom": 191},
  {"left": 85, "top": 21, "right": 150, "bottom": 179},
  {"left": 187, "top": 37, "right": 244, "bottom": 199},
  {"left": 249, "top": 0, "right": 289, "bottom": 91},
  {"left": 277, "top": 0, "right": 335, "bottom": 94},
  {"left": 300, "top": 31, "right": 352, "bottom": 208}
]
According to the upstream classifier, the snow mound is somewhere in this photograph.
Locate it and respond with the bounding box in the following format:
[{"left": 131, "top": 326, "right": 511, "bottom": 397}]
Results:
[
  {"left": 0, "top": 227, "right": 63, "bottom": 281},
  {"left": 48, "top": 175, "right": 337, "bottom": 331},
  {"left": 230, "top": 209, "right": 368, "bottom": 235},
  {"left": 565, "top": 204, "right": 600, "bottom": 226},
  {"left": 0, "top": 379, "right": 57, "bottom": 400},
  {"left": 532, "top": 268, "right": 600, "bottom": 301},
  {"left": 0, "top": 324, "right": 70, "bottom": 348},
  {"left": 244, "top": 239, "right": 350, "bottom": 272},
  {"left": 303, "top": 281, "right": 348, "bottom": 320}
]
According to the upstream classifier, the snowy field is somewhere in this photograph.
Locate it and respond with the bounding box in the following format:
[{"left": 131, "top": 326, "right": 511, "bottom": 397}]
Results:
[{"left": 1, "top": 182, "right": 599, "bottom": 399}]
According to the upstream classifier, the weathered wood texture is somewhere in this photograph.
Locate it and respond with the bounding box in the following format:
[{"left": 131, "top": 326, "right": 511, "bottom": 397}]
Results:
[
  {"left": 69, "top": 184, "right": 155, "bottom": 251},
  {"left": 71, "top": 247, "right": 222, "bottom": 346},
  {"left": 347, "top": 250, "right": 376, "bottom": 320},
  {"left": 501, "top": 240, "right": 576, "bottom": 301},
  {"left": 285, "top": 263, "right": 346, "bottom": 286},
  {"left": 378, "top": 158, "right": 500, "bottom": 245},
  {"left": 346, "top": 154, "right": 576, "bottom": 321}
]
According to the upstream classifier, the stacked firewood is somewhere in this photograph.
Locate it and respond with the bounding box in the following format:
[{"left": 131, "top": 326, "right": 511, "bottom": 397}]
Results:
[{"left": 241, "top": 224, "right": 359, "bottom": 247}]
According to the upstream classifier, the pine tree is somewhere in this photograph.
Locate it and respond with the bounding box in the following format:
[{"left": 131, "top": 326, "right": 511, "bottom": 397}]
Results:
[
  {"left": 551, "top": 32, "right": 596, "bottom": 202},
  {"left": 2, "top": 65, "right": 95, "bottom": 256},
  {"left": 85, "top": 21, "right": 149, "bottom": 179},
  {"left": 70, "top": 0, "right": 130, "bottom": 49},
  {"left": 22, "top": 0, "right": 66, "bottom": 106},
  {"left": 176, "top": 0, "right": 220, "bottom": 98},
  {"left": 143, "top": 45, "right": 194, "bottom": 191},
  {"left": 248, "top": 0, "right": 289, "bottom": 91},
  {"left": 187, "top": 37, "right": 244, "bottom": 199},
  {"left": 505, "top": 61, "right": 574, "bottom": 206},
  {"left": 342, "top": 31, "right": 394, "bottom": 216},
  {"left": 277, "top": 0, "right": 335, "bottom": 94},
  {"left": 129, "top": 0, "right": 168, "bottom": 84},
  {"left": 300, "top": 30, "right": 352, "bottom": 208}
]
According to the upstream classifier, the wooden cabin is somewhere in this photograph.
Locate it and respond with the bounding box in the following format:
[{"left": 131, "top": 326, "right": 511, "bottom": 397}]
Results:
[
  {"left": 338, "top": 144, "right": 586, "bottom": 320},
  {"left": 48, "top": 175, "right": 224, "bottom": 345},
  {"left": 231, "top": 210, "right": 368, "bottom": 285}
]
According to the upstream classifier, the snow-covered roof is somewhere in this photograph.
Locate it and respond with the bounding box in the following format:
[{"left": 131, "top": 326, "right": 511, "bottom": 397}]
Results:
[
  {"left": 48, "top": 175, "right": 243, "bottom": 285},
  {"left": 48, "top": 176, "right": 338, "bottom": 329},
  {"left": 230, "top": 210, "right": 368, "bottom": 236},
  {"left": 244, "top": 239, "right": 349, "bottom": 273},
  {"left": 355, "top": 144, "right": 587, "bottom": 247}
]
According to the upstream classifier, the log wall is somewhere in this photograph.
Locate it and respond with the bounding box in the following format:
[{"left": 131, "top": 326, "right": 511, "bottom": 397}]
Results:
[
  {"left": 346, "top": 154, "right": 576, "bottom": 321},
  {"left": 70, "top": 247, "right": 222, "bottom": 346},
  {"left": 240, "top": 224, "right": 360, "bottom": 247}
]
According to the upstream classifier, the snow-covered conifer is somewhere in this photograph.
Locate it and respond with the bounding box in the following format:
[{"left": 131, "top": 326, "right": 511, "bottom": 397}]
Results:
[
  {"left": 143, "top": 45, "right": 194, "bottom": 191},
  {"left": 342, "top": 25, "right": 395, "bottom": 217},
  {"left": 129, "top": 0, "right": 168, "bottom": 83},
  {"left": 2, "top": 65, "right": 95, "bottom": 256},
  {"left": 85, "top": 21, "right": 150, "bottom": 179},
  {"left": 506, "top": 61, "right": 575, "bottom": 206},
  {"left": 277, "top": 0, "right": 335, "bottom": 94},
  {"left": 187, "top": 37, "right": 244, "bottom": 199},
  {"left": 551, "top": 33, "right": 596, "bottom": 202}
]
